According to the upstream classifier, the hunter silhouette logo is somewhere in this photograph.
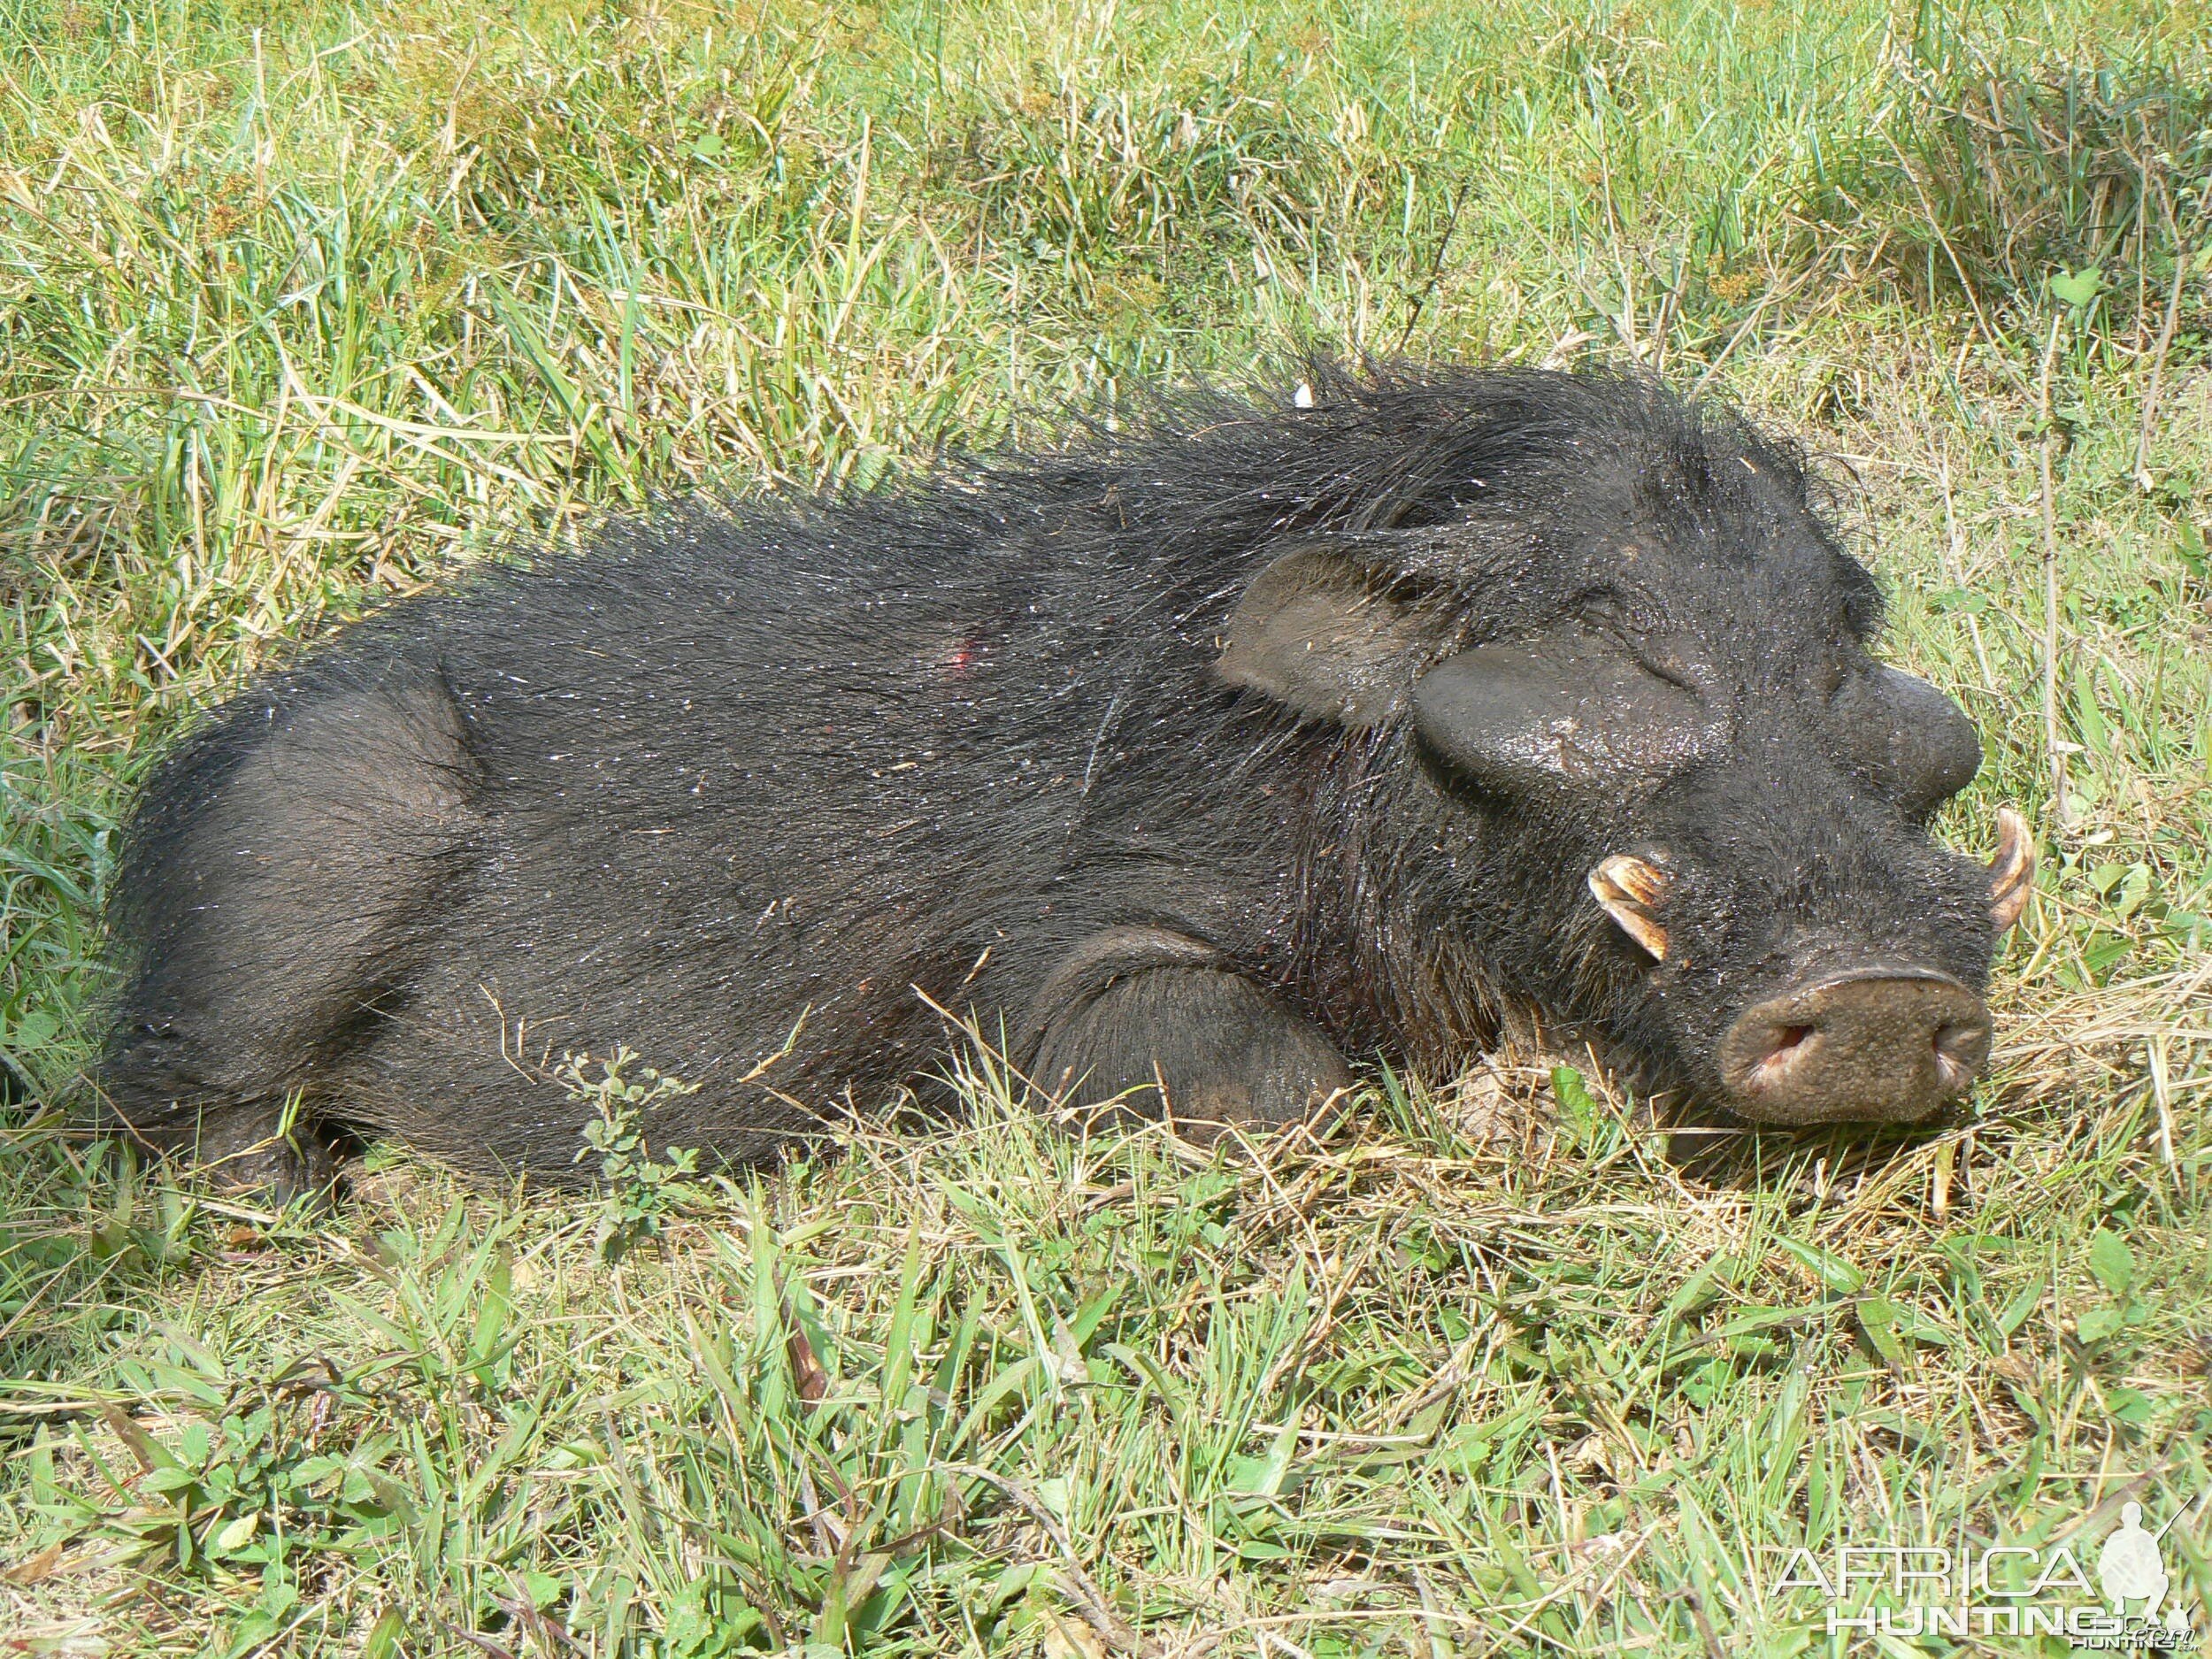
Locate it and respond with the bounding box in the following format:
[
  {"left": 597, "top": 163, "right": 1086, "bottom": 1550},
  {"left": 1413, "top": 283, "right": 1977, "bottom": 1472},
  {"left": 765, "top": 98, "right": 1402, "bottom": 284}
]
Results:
[{"left": 2096, "top": 1502, "right": 2193, "bottom": 1643}]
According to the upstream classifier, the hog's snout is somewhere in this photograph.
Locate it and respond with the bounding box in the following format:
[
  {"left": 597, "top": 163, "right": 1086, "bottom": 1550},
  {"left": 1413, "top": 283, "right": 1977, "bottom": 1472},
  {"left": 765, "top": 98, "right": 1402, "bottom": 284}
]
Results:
[{"left": 1716, "top": 967, "right": 1991, "bottom": 1125}]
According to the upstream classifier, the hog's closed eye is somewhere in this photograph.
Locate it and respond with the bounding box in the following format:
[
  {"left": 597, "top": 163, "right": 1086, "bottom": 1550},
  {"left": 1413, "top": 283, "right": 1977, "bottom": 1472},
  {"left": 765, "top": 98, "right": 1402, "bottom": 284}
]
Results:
[{"left": 1828, "top": 664, "right": 1983, "bottom": 818}]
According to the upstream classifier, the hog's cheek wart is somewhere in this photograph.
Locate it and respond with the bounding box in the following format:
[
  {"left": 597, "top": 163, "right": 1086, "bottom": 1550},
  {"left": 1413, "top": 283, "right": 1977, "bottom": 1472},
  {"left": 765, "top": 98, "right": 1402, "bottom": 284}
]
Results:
[
  {"left": 1409, "top": 633, "right": 1720, "bottom": 794},
  {"left": 1831, "top": 665, "right": 1984, "bottom": 810}
]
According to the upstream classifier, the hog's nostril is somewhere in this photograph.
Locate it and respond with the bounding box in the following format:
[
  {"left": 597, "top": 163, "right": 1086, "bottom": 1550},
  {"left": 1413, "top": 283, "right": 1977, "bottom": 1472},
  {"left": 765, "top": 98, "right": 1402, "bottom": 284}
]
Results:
[
  {"left": 1931, "top": 1019, "right": 1991, "bottom": 1086},
  {"left": 1760, "top": 1025, "right": 1816, "bottom": 1068},
  {"left": 1932, "top": 1023, "right": 1978, "bottom": 1058}
]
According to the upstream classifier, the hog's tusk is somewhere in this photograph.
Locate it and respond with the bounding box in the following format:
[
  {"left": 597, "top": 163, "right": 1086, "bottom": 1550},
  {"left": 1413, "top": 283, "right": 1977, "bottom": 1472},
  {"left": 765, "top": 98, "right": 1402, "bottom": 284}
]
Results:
[
  {"left": 1589, "top": 855, "right": 1670, "bottom": 961},
  {"left": 1987, "top": 807, "right": 2035, "bottom": 933}
]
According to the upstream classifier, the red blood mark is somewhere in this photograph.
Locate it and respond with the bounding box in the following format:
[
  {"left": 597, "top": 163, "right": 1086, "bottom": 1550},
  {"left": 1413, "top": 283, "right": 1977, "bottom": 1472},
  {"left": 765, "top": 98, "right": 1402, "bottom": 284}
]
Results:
[{"left": 941, "top": 632, "right": 984, "bottom": 681}]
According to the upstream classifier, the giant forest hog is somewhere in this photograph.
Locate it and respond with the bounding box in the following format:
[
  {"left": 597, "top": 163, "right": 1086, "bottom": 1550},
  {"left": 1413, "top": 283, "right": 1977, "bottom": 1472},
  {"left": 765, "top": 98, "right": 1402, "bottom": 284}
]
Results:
[{"left": 100, "top": 365, "right": 2034, "bottom": 1195}]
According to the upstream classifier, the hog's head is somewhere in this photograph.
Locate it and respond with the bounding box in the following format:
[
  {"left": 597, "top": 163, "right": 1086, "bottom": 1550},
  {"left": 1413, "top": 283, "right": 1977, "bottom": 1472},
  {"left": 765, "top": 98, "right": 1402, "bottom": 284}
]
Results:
[{"left": 1217, "top": 373, "right": 2033, "bottom": 1125}]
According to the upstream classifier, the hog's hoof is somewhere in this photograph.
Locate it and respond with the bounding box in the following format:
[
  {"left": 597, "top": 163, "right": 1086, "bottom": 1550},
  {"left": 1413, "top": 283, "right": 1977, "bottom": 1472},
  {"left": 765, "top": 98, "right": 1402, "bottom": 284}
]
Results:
[
  {"left": 182, "top": 1110, "right": 344, "bottom": 1210},
  {"left": 1156, "top": 1062, "right": 1356, "bottom": 1147}
]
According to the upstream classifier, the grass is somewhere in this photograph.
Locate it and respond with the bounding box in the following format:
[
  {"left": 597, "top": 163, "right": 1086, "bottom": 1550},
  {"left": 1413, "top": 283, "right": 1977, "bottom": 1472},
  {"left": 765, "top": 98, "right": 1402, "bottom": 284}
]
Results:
[{"left": 1, "top": 0, "right": 2209, "bottom": 1652}]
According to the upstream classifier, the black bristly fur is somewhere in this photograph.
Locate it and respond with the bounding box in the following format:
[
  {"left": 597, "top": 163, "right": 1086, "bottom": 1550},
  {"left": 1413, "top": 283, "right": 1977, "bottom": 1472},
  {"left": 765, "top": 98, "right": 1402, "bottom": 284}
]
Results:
[{"left": 98, "top": 362, "right": 2003, "bottom": 1187}]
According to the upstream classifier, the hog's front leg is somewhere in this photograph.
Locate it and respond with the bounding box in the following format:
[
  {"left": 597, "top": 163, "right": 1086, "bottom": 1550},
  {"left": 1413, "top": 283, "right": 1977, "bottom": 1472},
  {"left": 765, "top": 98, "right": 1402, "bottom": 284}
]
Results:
[{"left": 1018, "top": 926, "right": 1354, "bottom": 1137}]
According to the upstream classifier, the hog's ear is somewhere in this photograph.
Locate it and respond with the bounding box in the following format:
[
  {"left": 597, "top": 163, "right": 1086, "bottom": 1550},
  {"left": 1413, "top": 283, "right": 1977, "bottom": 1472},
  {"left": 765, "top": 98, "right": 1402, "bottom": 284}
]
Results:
[
  {"left": 1409, "top": 632, "right": 1717, "bottom": 794},
  {"left": 1217, "top": 546, "right": 1448, "bottom": 728},
  {"left": 1832, "top": 666, "right": 1982, "bottom": 818}
]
